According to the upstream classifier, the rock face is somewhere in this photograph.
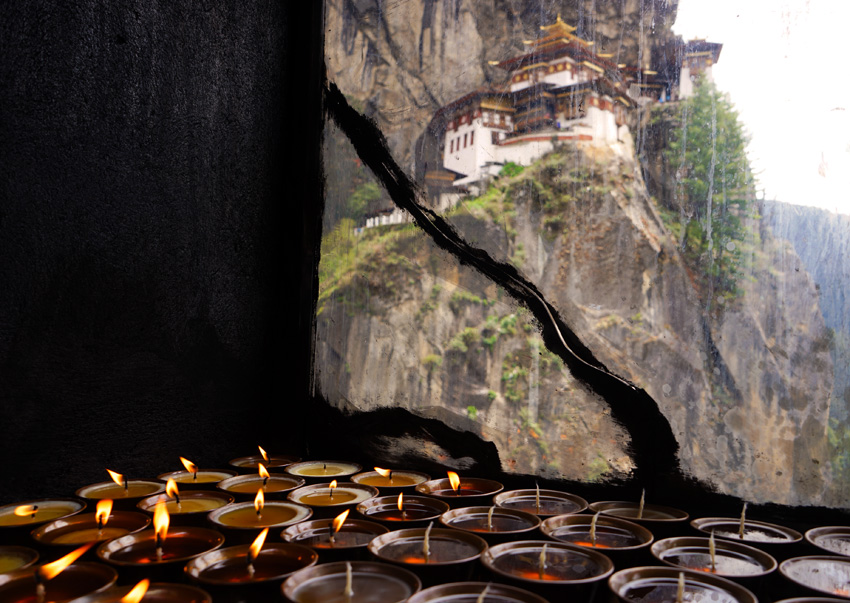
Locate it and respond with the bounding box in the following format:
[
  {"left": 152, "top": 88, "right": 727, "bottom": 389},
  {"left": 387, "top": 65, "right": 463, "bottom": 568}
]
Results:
[
  {"left": 763, "top": 201, "right": 850, "bottom": 423},
  {"left": 316, "top": 142, "right": 834, "bottom": 504},
  {"left": 325, "top": 0, "right": 680, "bottom": 171},
  {"left": 319, "top": 0, "right": 837, "bottom": 505}
]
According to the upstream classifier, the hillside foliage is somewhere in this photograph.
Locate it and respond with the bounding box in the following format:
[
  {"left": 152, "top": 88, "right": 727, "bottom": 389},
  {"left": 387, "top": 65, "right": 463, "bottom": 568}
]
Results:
[{"left": 653, "top": 78, "right": 757, "bottom": 305}]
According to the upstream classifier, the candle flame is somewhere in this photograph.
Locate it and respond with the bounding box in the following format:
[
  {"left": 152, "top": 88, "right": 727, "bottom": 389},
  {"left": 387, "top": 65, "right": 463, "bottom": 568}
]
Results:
[
  {"left": 397, "top": 493, "right": 404, "bottom": 512},
  {"left": 447, "top": 471, "right": 460, "bottom": 492},
  {"left": 248, "top": 528, "right": 269, "bottom": 564},
  {"left": 165, "top": 479, "right": 180, "bottom": 500},
  {"left": 374, "top": 467, "right": 392, "bottom": 478},
  {"left": 38, "top": 542, "right": 95, "bottom": 581},
  {"left": 333, "top": 509, "right": 350, "bottom": 534},
  {"left": 254, "top": 488, "right": 265, "bottom": 515},
  {"left": 153, "top": 499, "right": 170, "bottom": 545},
  {"left": 258, "top": 463, "right": 270, "bottom": 480},
  {"left": 179, "top": 457, "right": 198, "bottom": 475},
  {"left": 106, "top": 469, "right": 125, "bottom": 487},
  {"left": 96, "top": 500, "right": 113, "bottom": 528},
  {"left": 13, "top": 504, "right": 38, "bottom": 517},
  {"left": 259, "top": 445, "right": 269, "bottom": 461},
  {"left": 120, "top": 579, "right": 150, "bottom": 603},
  {"left": 329, "top": 479, "right": 338, "bottom": 489}
]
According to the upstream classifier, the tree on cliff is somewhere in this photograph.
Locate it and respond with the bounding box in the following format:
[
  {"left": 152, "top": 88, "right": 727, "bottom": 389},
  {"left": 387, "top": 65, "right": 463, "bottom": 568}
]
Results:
[{"left": 660, "top": 78, "right": 756, "bottom": 305}]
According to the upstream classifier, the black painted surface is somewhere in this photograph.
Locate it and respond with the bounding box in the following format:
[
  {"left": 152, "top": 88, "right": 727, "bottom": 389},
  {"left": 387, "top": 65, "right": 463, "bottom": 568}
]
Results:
[{"left": 0, "top": 1, "right": 321, "bottom": 499}]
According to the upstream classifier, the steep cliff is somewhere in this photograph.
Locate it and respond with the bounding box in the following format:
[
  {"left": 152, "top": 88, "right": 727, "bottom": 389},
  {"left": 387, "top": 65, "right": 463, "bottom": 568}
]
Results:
[
  {"left": 316, "top": 139, "right": 835, "bottom": 504},
  {"left": 325, "top": 0, "right": 680, "bottom": 170}
]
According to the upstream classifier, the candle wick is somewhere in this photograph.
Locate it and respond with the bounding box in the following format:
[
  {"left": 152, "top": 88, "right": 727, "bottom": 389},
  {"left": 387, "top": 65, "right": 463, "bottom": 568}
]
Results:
[
  {"left": 31, "top": 505, "right": 38, "bottom": 519},
  {"left": 389, "top": 471, "right": 393, "bottom": 484},
  {"left": 263, "top": 477, "right": 269, "bottom": 487},
  {"left": 247, "top": 562, "right": 255, "bottom": 577},
  {"left": 344, "top": 562, "right": 354, "bottom": 598},
  {"left": 35, "top": 569, "right": 46, "bottom": 603},
  {"left": 124, "top": 478, "right": 129, "bottom": 492},
  {"left": 193, "top": 471, "right": 197, "bottom": 482},
  {"left": 155, "top": 534, "right": 164, "bottom": 562}
]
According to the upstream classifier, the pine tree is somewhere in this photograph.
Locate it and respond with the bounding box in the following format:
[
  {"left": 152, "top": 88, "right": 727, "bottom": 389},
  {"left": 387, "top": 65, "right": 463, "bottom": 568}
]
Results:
[{"left": 663, "top": 77, "right": 756, "bottom": 304}]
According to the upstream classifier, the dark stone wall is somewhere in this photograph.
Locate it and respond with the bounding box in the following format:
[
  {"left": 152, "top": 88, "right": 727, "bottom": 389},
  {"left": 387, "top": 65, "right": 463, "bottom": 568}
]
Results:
[{"left": 0, "top": 1, "right": 322, "bottom": 499}]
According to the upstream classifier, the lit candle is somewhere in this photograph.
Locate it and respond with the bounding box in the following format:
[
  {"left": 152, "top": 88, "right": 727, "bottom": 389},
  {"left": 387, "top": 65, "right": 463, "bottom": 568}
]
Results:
[
  {"left": 229, "top": 451, "right": 300, "bottom": 474},
  {"left": 185, "top": 536, "right": 317, "bottom": 591},
  {"left": 351, "top": 468, "right": 430, "bottom": 490},
  {"left": 281, "top": 514, "right": 388, "bottom": 562},
  {"left": 217, "top": 473, "right": 305, "bottom": 499},
  {"left": 208, "top": 498, "right": 311, "bottom": 543},
  {"left": 0, "top": 499, "right": 86, "bottom": 528},
  {"left": 415, "top": 475, "right": 503, "bottom": 508},
  {"left": 137, "top": 489, "right": 232, "bottom": 519},
  {"left": 60, "top": 581, "right": 212, "bottom": 603},
  {"left": 180, "top": 458, "right": 199, "bottom": 482},
  {"left": 34, "top": 543, "right": 96, "bottom": 602},
  {"left": 76, "top": 470, "right": 164, "bottom": 509},
  {"left": 32, "top": 506, "right": 151, "bottom": 549},
  {"left": 356, "top": 495, "right": 449, "bottom": 528},
  {"left": 157, "top": 466, "right": 235, "bottom": 487},
  {"left": 288, "top": 482, "right": 378, "bottom": 519},
  {"left": 96, "top": 502, "right": 224, "bottom": 572}
]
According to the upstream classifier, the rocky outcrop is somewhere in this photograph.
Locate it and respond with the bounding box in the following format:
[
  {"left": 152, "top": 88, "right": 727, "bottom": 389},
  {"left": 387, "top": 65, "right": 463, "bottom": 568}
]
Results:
[
  {"left": 315, "top": 143, "right": 835, "bottom": 504},
  {"left": 325, "top": 0, "right": 681, "bottom": 171}
]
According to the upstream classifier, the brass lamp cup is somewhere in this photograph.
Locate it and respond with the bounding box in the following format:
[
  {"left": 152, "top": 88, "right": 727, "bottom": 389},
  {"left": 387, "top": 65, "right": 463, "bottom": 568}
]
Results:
[
  {"left": 0, "top": 546, "right": 38, "bottom": 574},
  {"left": 185, "top": 542, "right": 317, "bottom": 603},
  {"left": 350, "top": 470, "right": 431, "bottom": 494},
  {"left": 691, "top": 517, "right": 804, "bottom": 561},
  {"left": 609, "top": 566, "right": 758, "bottom": 603},
  {"left": 805, "top": 527, "right": 850, "bottom": 558},
  {"left": 439, "top": 506, "right": 541, "bottom": 545},
  {"left": 481, "top": 540, "right": 614, "bottom": 603},
  {"left": 216, "top": 473, "right": 305, "bottom": 501},
  {"left": 281, "top": 518, "right": 389, "bottom": 563},
  {"left": 494, "top": 489, "right": 588, "bottom": 517},
  {"left": 0, "top": 497, "right": 87, "bottom": 547},
  {"left": 589, "top": 501, "right": 689, "bottom": 539},
  {"left": 229, "top": 454, "right": 301, "bottom": 474},
  {"left": 368, "top": 527, "right": 488, "bottom": 588},
  {"left": 414, "top": 478, "right": 504, "bottom": 509},
  {"left": 406, "top": 581, "right": 549, "bottom": 603},
  {"left": 287, "top": 482, "right": 378, "bottom": 519},
  {"left": 31, "top": 511, "right": 151, "bottom": 562},
  {"left": 541, "top": 513, "right": 654, "bottom": 568},
  {"left": 779, "top": 556, "right": 850, "bottom": 600},
  {"left": 76, "top": 480, "right": 166, "bottom": 511},
  {"left": 156, "top": 469, "right": 236, "bottom": 490},
  {"left": 207, "top": 501, "right": 312, "bottom": 544},
  {"left": 281, "top": 560, "right": 422, "bottom": 603},
  {"left": 356, "top": 495, "right": 450, "bottom": 529},
  {"left": 284, "top": 461, "right": 363, "bottom": 484},
  {"left": 0, "top": 562, "right": 117, "bottom": 603},
  {"left": 96, "top": 526, "right": 224, "bottom": 584},
  {"left": 136, "top": 491, "right": 234, "bottom": 526},
  {"left": 652, "top": 536, "right": 777, "bottom": 601},
  {"left": 773, "top": 598, "right": 850, "bottom": 603},
  {"left": 65, "top": 583, "right": 212, "bottom": 603}
]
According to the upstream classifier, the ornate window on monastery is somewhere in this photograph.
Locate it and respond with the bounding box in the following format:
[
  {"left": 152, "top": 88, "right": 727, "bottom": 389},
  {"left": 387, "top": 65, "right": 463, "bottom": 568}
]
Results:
[{"left": 319, "top": 0, "right": 850, "bottom": 507}]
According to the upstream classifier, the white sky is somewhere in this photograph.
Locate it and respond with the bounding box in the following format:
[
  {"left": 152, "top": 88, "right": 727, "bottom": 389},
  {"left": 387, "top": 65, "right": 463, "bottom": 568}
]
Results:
[{"left": 673, "top": 0, "right": 850, "bottom": 215}]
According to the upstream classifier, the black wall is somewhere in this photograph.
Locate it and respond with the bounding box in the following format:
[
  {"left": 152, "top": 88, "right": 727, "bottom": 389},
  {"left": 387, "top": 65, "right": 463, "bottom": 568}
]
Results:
[{"left": 0, "top": 1, "right": 323, "bottom": 499}]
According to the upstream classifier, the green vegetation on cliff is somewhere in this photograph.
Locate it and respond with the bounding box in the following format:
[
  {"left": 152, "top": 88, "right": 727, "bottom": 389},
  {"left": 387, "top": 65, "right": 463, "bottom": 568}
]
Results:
[{"left": 649, "top": 79, "right": 757, "bottom": 305}]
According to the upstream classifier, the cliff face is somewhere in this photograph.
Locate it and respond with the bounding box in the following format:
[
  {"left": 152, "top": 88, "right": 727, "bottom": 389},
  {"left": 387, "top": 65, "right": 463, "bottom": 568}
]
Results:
[
  {"left": 325, "top": 0, "right": 680, "bottom": 170},
  {"left": 762, "top": 201, "right": 850, "bottom": 423},
  {"left": 316, "top": 141, "right": 835, "bottom": 504},
  {"left": 319, "top": 1, "right": 838, "bottom": 505}
]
